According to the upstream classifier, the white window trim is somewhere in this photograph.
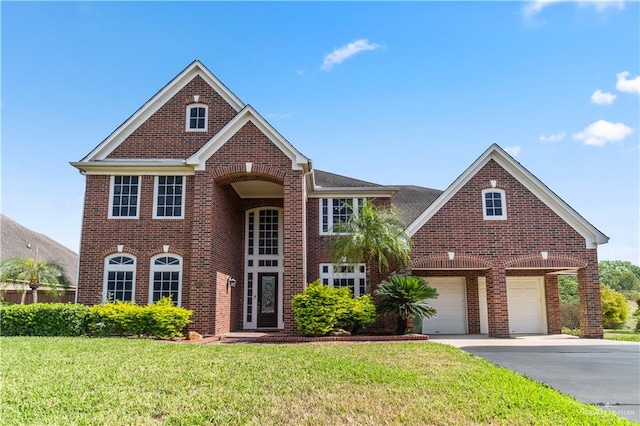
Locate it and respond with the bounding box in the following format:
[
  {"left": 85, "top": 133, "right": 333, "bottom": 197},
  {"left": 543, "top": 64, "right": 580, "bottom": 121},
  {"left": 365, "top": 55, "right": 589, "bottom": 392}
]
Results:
[
  {"left": 108, "top": 175, "right": 140, "bottom": 219},
  {"left": 185, "top": 103, "right": 208, "bottom": 132},
  {"left": 103, "top": 254, "right": 136, "bottom": 303},
  {"left": 148, "top": 254, "right": 183, "bottom": 306},
  {"left": 319, "top": 263, "right": 367, "bottom": 297},
  {"left": 319, "top": 198, "right": 364, "bottom": 235},
  {"left": 152, "top": 176, "right": 186, "bottom": 219},
  {"left": 482, "top": 188, "right": 507, "bottom": 220}
]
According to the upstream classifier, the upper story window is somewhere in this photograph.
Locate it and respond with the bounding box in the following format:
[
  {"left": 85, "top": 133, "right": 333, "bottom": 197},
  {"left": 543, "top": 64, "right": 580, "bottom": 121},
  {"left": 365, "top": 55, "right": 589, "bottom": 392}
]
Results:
[
  {"left": 149, "top": 255, "right": 182, "bottom": 306},
  {"left": 154, "top": 176, "right": 185, "bottom": 219},
  {"left": 320, "top": 198, "right": 365, "bottom": 235},
  {"left": 319, "top": 263, "right": 367, "bottom": 297},
  {"left": 482, "top": 188, "right": 507, "bottom": 220},
  {"left": 186, "top": 104, "right": 208, "bottom": 132},
  {"left": 109, "top": 176, "right": 140, "bottom": 218},
  {"left": 103, "top": 254, "right": 136, "bottom": 302}
]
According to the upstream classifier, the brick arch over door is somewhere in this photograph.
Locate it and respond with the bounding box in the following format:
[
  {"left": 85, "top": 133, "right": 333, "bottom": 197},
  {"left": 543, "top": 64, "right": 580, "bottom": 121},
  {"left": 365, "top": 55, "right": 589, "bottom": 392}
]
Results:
[
  {"left": 503, "top": 253, "right": 588, "bottom": 269},
  {"left": 212, "top": 164, "right": 286, "bottom": 186},
  {"left": 410, "top": 253, "right": 492, "bottom": 270}
]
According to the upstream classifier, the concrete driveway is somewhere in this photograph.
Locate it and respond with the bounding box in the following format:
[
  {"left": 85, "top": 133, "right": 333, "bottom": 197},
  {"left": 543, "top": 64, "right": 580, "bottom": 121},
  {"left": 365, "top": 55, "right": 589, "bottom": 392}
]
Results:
[{"left": 429, "top": 335, "right": 640, "bottom": 423}]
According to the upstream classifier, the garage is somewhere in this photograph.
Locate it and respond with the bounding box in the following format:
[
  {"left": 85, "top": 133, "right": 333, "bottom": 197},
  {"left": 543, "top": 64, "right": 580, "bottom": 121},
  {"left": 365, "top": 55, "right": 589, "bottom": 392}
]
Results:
[
  {"left": 421, "top": 277, "right": 467, "bottom": 334},
  {"left": 507, "top": 277, "right": 547, "bottom": 334}
]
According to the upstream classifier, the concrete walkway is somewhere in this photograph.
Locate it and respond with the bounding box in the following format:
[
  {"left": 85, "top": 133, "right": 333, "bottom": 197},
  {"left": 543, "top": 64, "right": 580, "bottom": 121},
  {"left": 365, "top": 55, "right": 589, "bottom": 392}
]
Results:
[{"left": 430, "top": 335, "right": 640, "bottom": 423}]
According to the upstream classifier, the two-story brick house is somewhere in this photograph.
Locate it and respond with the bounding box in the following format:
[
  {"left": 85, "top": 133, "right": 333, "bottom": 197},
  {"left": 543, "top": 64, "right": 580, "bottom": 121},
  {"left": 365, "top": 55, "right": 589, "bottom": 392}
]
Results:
[{"left": 71, "top": 60, "right": 608, "bottom": 338}]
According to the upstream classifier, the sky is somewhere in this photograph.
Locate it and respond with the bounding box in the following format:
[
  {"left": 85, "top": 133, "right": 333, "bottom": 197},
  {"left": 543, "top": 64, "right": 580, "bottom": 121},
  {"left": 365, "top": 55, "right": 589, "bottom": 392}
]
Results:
[{"left": 2, "top": 1, "right": 639, "bottom": 264}]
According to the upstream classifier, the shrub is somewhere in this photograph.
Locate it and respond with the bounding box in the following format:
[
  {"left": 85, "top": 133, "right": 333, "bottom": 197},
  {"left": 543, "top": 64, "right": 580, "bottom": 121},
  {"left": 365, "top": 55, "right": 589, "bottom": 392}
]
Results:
[
  {"left": 560, "top": 301, "right": 580, "bottom": 329},
  {"left": 336, "top": 294, "right": 377, "bottom": 334},
  {"left": 87, "top": 298, "right": 192, "bottom": 339},
  {"left": 0, "top": 303, "right": 90, "bottom": 336},
  {"left": 601, "top": 285, "right": 628, "bottom": 329},
  {"left": 292, "top": 281, "right": 376, "bottom": 337}
]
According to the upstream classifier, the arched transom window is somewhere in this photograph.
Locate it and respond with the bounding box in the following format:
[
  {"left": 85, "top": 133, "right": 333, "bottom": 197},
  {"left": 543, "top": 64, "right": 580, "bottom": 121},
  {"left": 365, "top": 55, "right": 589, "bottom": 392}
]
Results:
[
  {"left": 103, "top": 254, "right": 136, "bottom": 302},
  {"left": 149, "top": 255, "right": 182, "bottom": 305}
]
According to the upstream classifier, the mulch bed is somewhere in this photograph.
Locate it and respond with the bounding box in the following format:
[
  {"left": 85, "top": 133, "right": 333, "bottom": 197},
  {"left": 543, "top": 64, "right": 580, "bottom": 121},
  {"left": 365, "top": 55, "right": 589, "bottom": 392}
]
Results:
[{"left": 178, "top": 334, "right": 429, "bottom": 344}]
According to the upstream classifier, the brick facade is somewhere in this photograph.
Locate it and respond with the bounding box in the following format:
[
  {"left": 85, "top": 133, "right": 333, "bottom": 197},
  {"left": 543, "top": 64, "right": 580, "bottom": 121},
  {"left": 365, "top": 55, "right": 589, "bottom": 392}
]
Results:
[{"left": 74, "top": 61, "right": 605, "bottom": 338}]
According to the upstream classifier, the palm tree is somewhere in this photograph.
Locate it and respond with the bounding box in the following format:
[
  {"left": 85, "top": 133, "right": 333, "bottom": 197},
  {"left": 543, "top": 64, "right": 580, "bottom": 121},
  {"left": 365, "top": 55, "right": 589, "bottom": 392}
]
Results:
[
  {"left": 0, "top": 256, "right": 70, "bottom": 304},
  {"left": 375, "top": 275, "right": 438, "bottom": 335},
  {"left": 327, "top": 199, "right": 412, "bottom": 290}
]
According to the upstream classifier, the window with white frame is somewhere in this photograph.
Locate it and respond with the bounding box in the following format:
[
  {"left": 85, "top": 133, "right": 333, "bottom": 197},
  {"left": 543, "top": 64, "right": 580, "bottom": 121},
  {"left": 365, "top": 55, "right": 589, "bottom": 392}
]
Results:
[
  {"left": 154, "top": 176, "right": 185, "bottom": 218},
  {"left": 186, "top": 104, "right": 208, "bottom": 131},
  {"left": 149, "top": 255, "right": 182, "bottom": 305},
  {"left": 109, "top": 176, "right": 140, "bottom": 218},
  {"left": 319, "top": 263, "right": 367, "bottom": 297},
  {"left": 482, "top": 189, "right": 507, "bottom": 220},
  {"left": 103, "top": 254, "right": 136, "bottom": 302},
  {"left": 320, "top": 198, "right": 364, "bottom": 234}
]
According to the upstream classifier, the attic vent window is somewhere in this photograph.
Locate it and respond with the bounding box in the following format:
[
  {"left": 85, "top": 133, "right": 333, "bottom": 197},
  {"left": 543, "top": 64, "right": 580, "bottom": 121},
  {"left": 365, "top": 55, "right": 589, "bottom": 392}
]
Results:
[
  {"left": 186, "top": 104, "right": 208, "bottom": 132},
  {"left": 482, "top": 188, "right": 507, "bottom": 220}
]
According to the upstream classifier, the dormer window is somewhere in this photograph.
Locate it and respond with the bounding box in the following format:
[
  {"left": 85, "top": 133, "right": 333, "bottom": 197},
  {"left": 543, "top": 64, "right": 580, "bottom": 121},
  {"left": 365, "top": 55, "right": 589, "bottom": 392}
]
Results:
[
  {"left": 482, "top": 188, "right": 507, "bottom": 220},
  {"left": 186, "top": 104, "right": 208, "bottom": 131}
]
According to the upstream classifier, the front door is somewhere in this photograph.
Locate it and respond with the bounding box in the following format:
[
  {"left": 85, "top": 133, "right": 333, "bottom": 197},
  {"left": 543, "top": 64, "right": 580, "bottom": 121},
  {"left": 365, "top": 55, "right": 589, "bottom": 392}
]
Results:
[{"left": 257, "top": 273, "right": 278, "bottom": 328}]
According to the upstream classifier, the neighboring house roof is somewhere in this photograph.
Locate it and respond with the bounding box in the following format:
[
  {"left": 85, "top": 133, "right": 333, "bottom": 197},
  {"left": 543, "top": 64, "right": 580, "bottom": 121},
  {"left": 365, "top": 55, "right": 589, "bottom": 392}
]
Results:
[
  {"left": 405, "top": 144, "right": 609, "bottom": 248},
  {"left": 80, "top": 60, "right": 245, "bottom": 162},
  {"left": 0, "top": 215, "right": 78, "bottom": 287}
]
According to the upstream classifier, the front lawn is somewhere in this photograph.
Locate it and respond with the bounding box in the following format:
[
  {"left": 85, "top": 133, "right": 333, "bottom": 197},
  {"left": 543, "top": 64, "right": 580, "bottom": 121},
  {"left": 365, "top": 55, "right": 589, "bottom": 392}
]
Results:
[
  {"left": 0, "top": 338, "right": 630, "bottom": 425},
  {"left": 605, "top": 330, "right": 640, "bottom": 342}
]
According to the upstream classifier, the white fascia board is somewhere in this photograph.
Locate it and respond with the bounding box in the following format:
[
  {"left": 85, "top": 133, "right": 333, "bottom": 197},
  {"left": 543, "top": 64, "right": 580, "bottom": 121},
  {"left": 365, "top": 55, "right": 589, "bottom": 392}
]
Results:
[
  {"left": 81, "top": 60, "right": 244, "bottom": 162},
  {"left": 186, "top": 105, "right": 310, "bottom": 171},
  {"left": 70, "top": 159, "right": 195, "bottom": 176},
  {"left": 406, "top": 144, "right": 609, "bottom": 248}
]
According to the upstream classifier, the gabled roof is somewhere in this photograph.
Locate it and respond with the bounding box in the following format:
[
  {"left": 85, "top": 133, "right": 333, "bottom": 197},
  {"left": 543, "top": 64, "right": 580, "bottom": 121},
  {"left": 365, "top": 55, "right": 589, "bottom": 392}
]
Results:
[
  {"left": 405, "top": 144, "right": 609, "bottom": 248},
  {"left": 392, "top": 185, "right": 443, "bottom": 226},
  {"left": 80, "top": 60, "right": 245, "bottom": 162},
  {"left": 186, "top": 105, "right": 310, "bottom": 171},
  {"left": 314, "top": 170, "right": 382, "bottom": 188}
]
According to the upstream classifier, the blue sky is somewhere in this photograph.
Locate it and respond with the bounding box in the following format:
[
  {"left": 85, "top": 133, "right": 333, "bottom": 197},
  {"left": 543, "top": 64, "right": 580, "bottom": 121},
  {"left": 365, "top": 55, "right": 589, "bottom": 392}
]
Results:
[{"left": 2, "top": 1, "right": 639, "bottom": 264}]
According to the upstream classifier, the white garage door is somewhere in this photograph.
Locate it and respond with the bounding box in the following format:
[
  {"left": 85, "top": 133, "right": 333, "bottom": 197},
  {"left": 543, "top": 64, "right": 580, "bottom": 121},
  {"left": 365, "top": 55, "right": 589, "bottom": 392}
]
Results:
[
  {"left": 507, "top": 277, "right": 547, "bottom": 334},
  {"left": 421, "top": 277, "right": 467, "bottom": 335}
]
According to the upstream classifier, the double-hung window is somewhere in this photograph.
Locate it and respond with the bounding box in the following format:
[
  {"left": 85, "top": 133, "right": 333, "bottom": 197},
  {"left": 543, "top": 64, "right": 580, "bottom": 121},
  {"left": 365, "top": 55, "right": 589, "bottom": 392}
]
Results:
[
  {"left": 103, "top": 254, "right": 136, "bottom": 302},
  {"left": 482, "top": 189, "right": 507, "bottom": 220},
  {"left": 319, "top": 263, "right": 367, "bottom": 297},
  {"left": 186, "top": 104, "right": 208, "bottom": 131},
  {"left": 109, "top": 176, "right": 140, "bottom": 218},
  {"left": 154, "top": 176, "right": 185, "bottom": 218},
  {"left": 149, "top": 255, "right": 182, "bottom": 305},
  {"left": 320, "top": 198, "right": 364, "bottom": 234}
]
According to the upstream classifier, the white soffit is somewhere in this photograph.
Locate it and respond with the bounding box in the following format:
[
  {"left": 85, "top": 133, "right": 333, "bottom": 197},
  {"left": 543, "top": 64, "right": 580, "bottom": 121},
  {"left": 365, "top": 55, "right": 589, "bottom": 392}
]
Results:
[
  {"left": 231, "top": 181, "right": 284, "bottom": 198},
  {"left": 405, "top": 144, "right": 609, "bottom": 248},
  {"left": 80, "top": 60, "right": 245, "bottom": 162}
]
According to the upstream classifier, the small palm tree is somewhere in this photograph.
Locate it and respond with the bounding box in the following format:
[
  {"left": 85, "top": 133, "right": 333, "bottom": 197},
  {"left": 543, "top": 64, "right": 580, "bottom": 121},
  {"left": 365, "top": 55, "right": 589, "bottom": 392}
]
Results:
[
  {"left": 328, "top": 199, "right": 412, "bottom": 289},
  {"left": 375, "top": 275, "right": 438, "bottom": 335},
  {"left": 0, "top": 257, "right": 69, "bottom": 304}
]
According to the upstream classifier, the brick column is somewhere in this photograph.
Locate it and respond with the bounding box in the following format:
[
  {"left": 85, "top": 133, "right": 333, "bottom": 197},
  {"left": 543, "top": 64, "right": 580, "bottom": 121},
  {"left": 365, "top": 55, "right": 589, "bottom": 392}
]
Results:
[
  {"left": 466, "top": 275, "right": 481, "bottom": 334},
  {"left": 282, "top": 170, "right": 305, "bottom": 333},
  {"left": 486, "top": 267, "right": 509, "bottom": 337},
  {"left": 578, "top": 263, "right": 604, "bottom": 338},
  {"left": 544, "top": 274, "right": 562, "bottom": 334},
  {"left": 189, "top": 171, "right": 215, "bottom": 335}
]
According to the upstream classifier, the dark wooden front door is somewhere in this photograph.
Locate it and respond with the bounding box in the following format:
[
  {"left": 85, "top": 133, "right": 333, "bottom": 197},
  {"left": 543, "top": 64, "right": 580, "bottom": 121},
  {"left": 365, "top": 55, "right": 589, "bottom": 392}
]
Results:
[{"left": 257, "top": 273, "right": 278, "bottom": 328}]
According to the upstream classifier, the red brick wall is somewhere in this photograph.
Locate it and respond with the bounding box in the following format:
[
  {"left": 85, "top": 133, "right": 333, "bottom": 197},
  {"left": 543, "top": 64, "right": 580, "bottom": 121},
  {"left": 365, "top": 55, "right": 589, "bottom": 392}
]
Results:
[{"left": 108, "top": 75, "right": 238, "bottom": 159}]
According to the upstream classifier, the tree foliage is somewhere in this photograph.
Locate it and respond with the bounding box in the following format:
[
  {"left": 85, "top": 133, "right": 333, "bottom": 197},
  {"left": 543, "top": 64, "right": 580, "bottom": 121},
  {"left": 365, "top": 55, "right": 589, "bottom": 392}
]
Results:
[
  {"left": 328, "top": 199, "right": 412, "bottom": 281},
  {"left": 0, "top": 257, "right": 70, "bottom": 304},
  {"left": 375, "top": 275, "right": 438, "bottom": 335},
  {"left": 600, "top": 284, "right": 628, "bottom": 328},
  {"left": 599, "top": 260, "right": 640, "bottom": 292},
  {"left": 558, "top": 275, "right": 578, "bottom": 303}
]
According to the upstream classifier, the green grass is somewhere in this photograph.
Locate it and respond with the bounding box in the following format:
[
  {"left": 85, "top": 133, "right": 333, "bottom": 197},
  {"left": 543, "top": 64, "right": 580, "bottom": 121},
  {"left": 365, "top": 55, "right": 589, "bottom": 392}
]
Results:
[
  {"left": 605, "top": 329, "right": 640, "bottom": 342},
  {"left": 0, "top": 338, "right": 632, "bottom": 425}
]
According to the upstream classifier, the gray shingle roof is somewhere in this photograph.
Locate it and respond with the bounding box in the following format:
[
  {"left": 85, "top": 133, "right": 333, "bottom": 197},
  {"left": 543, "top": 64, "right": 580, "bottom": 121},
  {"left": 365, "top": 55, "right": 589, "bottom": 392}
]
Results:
[
  {"left": 313, "top": 170, "right": 442, "bottom": 226},
  {"left": 1, "top": 215, "right": 78, "bottom": 287}
]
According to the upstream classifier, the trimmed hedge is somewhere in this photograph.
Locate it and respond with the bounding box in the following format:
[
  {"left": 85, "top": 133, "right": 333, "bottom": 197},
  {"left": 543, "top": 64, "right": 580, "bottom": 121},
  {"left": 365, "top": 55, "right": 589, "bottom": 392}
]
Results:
[
  {"left": 292, "top": 281, "right": 376, "bottom": 336},
  {"left": 0, "top": 298, "right": 192, "bottom": 339}
]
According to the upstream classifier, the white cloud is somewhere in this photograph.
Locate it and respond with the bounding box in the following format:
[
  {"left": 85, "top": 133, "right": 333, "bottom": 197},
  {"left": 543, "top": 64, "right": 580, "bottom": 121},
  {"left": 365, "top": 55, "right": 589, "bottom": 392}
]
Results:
[
  {"left": 573, "top": 120, "right": 633, "bottom": 146},
  {"left": 504, "top": 146, "right": 522, "bottom": 157},
  {"left": 523, "top": 0, "right": 625, "bottom": 17},
  {"left": 321, "top": 39, "right": 381, "bottom": 72},
  {"left": 591, "top": 89, "right": 617, "bottom": 105},
  {"left": 539, "top": 131, "right": 566, "bottom": 143},
  {"left": 616, "top": 71, "right": 640, "bottom": 94}
]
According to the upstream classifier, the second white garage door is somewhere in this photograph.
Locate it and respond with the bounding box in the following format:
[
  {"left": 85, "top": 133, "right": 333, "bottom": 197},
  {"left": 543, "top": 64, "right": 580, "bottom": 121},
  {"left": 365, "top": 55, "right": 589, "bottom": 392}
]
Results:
[{"left": 421, "top": 277, "right": 467, "bottom": 335}]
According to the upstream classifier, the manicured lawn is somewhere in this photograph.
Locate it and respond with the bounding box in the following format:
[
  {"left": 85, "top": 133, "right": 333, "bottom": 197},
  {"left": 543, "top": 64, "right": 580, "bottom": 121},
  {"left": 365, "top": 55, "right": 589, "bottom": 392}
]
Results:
[
  {"left": 0, "top": 338, "right": 631, "bottom": 425},
  {"left": 605, "top": 330, "right": 640, "bottom": 342}
]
